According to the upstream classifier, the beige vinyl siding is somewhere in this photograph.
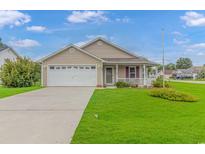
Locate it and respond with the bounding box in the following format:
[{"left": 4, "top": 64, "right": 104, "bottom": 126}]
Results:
[
  {"left": 42, "top": 47, "right": 103, "bottom": 86},
  {"left": 82, "top": 41, "right": 135, "bottom": 59}
]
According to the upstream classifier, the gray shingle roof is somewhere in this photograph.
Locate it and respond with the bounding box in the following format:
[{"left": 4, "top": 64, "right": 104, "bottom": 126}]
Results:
[{"left": 102, "top": 58, "right": 157, "bottom": 65}]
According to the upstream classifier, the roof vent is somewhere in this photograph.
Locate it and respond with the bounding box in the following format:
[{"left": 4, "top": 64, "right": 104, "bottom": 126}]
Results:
[
  {"left": 97, "top": 41, "right": 103, "bottom": 46},
  {"left": 69, "top": 48, "right": 75, "bottom": 53}
]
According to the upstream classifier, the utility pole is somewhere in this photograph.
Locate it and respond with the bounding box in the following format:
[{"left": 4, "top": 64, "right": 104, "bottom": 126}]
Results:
[{"left": 162, "top": 28, "right": 165, "bottom": 88}]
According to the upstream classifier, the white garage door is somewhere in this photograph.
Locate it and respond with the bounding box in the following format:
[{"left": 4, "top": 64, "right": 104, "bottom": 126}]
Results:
[{"left": 47, "top": 65, "right": 97, "bottom": 86}]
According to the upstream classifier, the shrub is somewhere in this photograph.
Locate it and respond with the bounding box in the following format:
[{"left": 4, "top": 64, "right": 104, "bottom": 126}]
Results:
[
  {"left": 152, "top": 76, "right": 170, "bottom": 88},
  {"left": 130, "top": 84, "right": 138, "bottom": 88},
  {"left": 0, "top": 57, "right": 41, "bottom": 87},
  {"left": 197, "top": 71, "right": 205, "bottom": 79},
  {"left": 115, "top": 81, "right": 130, "bottom": 88},
  {"left": 149, "top": 88, "right": 198, "bottom": 102}
]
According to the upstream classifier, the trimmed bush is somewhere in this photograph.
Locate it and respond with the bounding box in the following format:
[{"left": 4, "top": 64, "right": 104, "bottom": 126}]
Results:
[
  {"left": 115, "top": 81, "right": 130, "bottom": 88},
  {"left": 130, "top": 84, "right": 138, "bottom": 88},
  {"left": 0, "top": 57, "right": 41, "bottom": 87},
  {"left": 149, "top": 88, "right": 198, "bottom": 102},
  {"left": 152, "top": 76, "right": 170, "bottom": 88}
]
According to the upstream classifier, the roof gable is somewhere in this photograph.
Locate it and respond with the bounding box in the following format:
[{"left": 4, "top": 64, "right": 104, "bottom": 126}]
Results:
[
  {"left": 0, "top": 47, "right": 20, "bottom": 58},
  {"left": 81, "top": 37, "right": 139, "bottom": 59},
  {"left": 38, "top": 44, "right": 104, "bottom": 62}
]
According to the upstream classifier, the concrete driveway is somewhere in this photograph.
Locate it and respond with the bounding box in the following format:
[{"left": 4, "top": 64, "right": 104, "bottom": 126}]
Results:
[{"left": 0, "top": 87, "right": 95, "bottom": 144}]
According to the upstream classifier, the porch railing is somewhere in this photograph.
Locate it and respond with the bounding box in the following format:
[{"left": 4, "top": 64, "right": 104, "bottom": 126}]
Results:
[{"left": 118, "top": 78, "right": 156, "bottom": 86}]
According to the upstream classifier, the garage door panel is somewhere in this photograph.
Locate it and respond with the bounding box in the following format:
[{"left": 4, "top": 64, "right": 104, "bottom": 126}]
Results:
[{"left": 47, "top": 65, "right": 97, "bottom": 86}]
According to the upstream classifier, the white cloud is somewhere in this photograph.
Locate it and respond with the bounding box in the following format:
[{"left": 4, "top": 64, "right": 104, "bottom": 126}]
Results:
[
  {"left": 172, "top": 31, "right": 190, "bottom": 45},
  {"left": 181, "top": 11, "right": 205, "bottom": 27},
  {"left": 188, "top": 43, "right": 205, "bottom": 49},
  {"left": 26, "top": 26, "right": 46, "bottom": 32},
  {"left": 74, "top": 40, "right": 89, "bottom": 47},
  {"left": 172, "top": 31, "right": 183, "bottom": 36},
  {"left": 197, "top": 52, "right": 205, "bottom": 56},
  {"left": 75, "top": 34, "right": 114, "bottom": 47},
  {"left": 0, "top": 10, "right": 31, "bottom": 28},
  {"left": 67, "top": 11, "right": 108, "bottom": 23},
  {"left": 115, "top": 17, "right": 130, "bottom": 23},
  {"left": 86, "top": 34, "right": 107, "bottom": 39},
  {"left": 9, "top": 39, "right": 40, "bottom": 48},
  {"left": 86, "top": 34, "right": 115, "bottom": 41},
  {"left": 173, "top": 38, "right": 189, "bottom": 45}
]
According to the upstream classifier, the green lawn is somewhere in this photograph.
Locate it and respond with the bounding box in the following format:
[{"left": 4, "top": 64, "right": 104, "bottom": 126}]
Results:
[
  {"left": 72, "top": 82, "right": 205, "bottom": 144},
  {"left": 0, "top": 86, "right": 42, "bottom": 99}
]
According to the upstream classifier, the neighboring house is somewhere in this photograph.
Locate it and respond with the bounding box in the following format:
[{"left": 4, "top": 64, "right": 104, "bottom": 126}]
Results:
[
  {"left": 175, "top": 66, "right": 203, "bottom": 79},
  {"left": 0, "top": 45, "right": 19, "bottom": 67},
  {"left": 159, "top": 69, "right": 175, "bottom": 79},
  {"left": 39, "top": 37, "right": 156, "bottom": 87}
]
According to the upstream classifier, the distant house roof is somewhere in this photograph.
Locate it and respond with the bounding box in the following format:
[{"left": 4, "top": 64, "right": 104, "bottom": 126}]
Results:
[
  {"left": 0, "top": 44, "right": 20, "bottom": 58},
  {"left": 164, "top": 69, "right": 175, "bottom": 75},
  {"left": 176, "top": 67, "right": 204, "bottom": 74}
]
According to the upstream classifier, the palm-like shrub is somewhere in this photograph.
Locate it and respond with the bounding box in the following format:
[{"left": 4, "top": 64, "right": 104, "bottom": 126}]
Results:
[
  {"left": 152, "top": 76, "right": 170, "bottom": 88},
  {"left": 0, "top": 57, "right": 41, "bottom": 87}
]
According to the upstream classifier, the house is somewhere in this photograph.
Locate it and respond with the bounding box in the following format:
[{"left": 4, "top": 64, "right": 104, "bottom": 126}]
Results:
[
  {"left": 159, "top": 69, "right": 175, "bottom": 79},
  {"left": 175, "top": 66, "right": 203, "bottom": 79},
  {"left": 0, "top": 45, "right": 19, "bottom": 67},
  {"left": 39, "top": 37, "right": 156, "bottom": 87}
]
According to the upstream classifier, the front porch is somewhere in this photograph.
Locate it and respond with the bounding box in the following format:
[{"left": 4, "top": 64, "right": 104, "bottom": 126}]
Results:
[{"left": 103, "top": 64, "right": 156, "bottom": 87}]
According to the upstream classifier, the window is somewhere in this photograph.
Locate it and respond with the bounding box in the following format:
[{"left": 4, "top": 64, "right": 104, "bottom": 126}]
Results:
[
  {"left": 62, "top": 66, "right": 66, "bottom": 69},
  {"left": 74, "top": 66, "right": 78, "bottom": 69},
  {"left": 67, "top": 66, "right": 72, "bottom": 69},
  {"left": 56, "top": 66, "right": 60, "bottom": 70},
  {"left": 80, "top": 66, "right": 84, "bottom": 69},
  {"left": 91, "top": 66, "right": 96, "bottom": 69},
  {"left": 129, "top": 67, "right": 136, "bottom": 78},
  {"left": 50, "top": 66, "right": 55, "bottom": 70},
  {"left": 85, "top": 66, "right": 90, "bottom": 69}
]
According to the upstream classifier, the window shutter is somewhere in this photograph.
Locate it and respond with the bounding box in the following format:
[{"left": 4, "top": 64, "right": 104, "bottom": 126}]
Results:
[
  {"left": 126, "top": 66, "right": 129, "bottom": 78},
  {"left": 136, "top": 66, "right": 139, "bottom": 78}
]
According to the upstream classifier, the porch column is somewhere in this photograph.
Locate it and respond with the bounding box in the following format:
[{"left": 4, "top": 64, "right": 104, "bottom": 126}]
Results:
[
  {"left": 143, "top": 64, "right": 146, "bottom": 86},
  {"left": 116, "top": 64, "right": 118, "bottom": 82}
]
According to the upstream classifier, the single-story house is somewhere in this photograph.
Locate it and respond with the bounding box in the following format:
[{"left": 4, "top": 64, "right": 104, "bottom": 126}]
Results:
[
  {"left": 0, "top": 45, "right": 19, "bottom": 67},
  {"left": 39, "top": 37, "right": 156, "bottom": 87},
  {"left": 159, "top": 69, "right": 175, "bottom": 79},
  {"left": 174, "top": 66, "right": 204, "bottom": 79}
]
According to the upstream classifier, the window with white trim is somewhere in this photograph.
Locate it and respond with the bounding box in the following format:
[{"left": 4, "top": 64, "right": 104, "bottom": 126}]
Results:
[
  {"left": 50, "top": 66, "right": 55, "bottom": 70},
  {"left": 56, "top": 66, "right": 61, "bottom": 70},
  {"left": 129, "top": 67, "right": 136, "bottom": 78}
]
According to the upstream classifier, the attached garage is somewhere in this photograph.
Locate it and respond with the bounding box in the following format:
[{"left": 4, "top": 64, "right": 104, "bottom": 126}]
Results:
[
  {"left": 39, "top": 45, "right": 103, "bottom": 87},
  {"left": 47, "top": 65, "right": 97, "bottom": 86}
]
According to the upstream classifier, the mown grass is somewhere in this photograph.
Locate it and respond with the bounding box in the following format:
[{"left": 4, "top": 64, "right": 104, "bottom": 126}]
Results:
[
  {"left": 0, "top": 86, "right": 42, "bottom": 99},
  {"left": 72, "top": 82, "right": 205, "bottom": 143}
]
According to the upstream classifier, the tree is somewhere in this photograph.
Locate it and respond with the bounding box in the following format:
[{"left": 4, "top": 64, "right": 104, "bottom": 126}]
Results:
[
  {"left": 0, "top": 57, "right": 41, "bottom": 87},
  {"left": 156, "top": 64, "right": 163, "bottom": 72},
  {"left": 176, "top": 57, "right": 192, "bottom": 69},
  {"left": 165, "top": 63, "right": 176, "bottom": 70},
  {"left": 0, "top": 38, "right": 4, "bottom": 48}
]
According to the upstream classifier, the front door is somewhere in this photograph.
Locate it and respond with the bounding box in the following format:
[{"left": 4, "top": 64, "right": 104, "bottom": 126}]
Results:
[{"left": 105, "top": 67, "right": 113, "bottom": 85}]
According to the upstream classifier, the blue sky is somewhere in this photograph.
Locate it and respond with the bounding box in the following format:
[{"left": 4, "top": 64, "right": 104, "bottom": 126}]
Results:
[{"left": 1, "top": 10, "right": 205, "bottom": 65}]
